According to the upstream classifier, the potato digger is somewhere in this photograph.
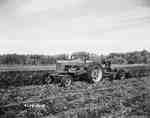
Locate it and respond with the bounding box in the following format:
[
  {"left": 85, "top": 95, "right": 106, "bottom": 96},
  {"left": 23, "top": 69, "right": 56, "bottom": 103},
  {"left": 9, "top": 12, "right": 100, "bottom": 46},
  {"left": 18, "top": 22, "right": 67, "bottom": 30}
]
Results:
[{"left": 45, "top": 56, "right": 130, "bottom": 87}]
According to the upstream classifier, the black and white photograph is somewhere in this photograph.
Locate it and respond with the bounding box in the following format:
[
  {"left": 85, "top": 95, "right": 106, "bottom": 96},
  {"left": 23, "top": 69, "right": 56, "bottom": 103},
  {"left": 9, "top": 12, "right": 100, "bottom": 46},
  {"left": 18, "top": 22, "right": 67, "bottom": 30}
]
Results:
[{"left": 0, "top": 0, "right": 150, "bottom": 118}]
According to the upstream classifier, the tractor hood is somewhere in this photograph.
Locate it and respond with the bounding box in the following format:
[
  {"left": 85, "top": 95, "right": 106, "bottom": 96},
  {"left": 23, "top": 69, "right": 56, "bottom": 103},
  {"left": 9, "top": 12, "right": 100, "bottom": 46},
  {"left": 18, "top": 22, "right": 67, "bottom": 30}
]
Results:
[{"left": 57, "top": 59, "right": 93, "bottom": 65}]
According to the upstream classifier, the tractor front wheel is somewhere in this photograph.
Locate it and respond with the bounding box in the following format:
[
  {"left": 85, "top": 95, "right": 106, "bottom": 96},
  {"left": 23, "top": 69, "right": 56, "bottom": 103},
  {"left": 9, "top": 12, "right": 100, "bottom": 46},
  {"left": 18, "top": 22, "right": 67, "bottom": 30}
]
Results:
[{"left": 45, "top": 75, "right": 53, "bottom": 84}]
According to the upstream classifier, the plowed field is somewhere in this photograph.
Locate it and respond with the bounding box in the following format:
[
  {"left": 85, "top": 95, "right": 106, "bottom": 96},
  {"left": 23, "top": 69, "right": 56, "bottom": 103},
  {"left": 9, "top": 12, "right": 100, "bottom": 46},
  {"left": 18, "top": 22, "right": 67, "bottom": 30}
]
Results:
[{"left": 1, "top": 76, "right": 150, "bottom": 118}]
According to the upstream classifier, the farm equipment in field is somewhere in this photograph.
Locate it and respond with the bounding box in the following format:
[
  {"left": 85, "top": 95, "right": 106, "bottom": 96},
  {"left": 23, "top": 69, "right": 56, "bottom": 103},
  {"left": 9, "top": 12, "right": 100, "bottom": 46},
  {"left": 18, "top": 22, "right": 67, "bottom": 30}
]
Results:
[{"left": 45, "top": 56, "right": 130, "bottom": 87}]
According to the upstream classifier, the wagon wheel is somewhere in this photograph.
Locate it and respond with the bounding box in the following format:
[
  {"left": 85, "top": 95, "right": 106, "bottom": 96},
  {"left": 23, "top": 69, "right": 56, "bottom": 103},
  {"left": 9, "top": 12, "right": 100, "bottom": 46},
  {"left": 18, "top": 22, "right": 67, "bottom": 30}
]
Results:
[
  {"left": 88, "top": 63, "right": 104, "bottom": 83},
  {"left": 61, "top": 75, "right": 73, "bottom": 87}
]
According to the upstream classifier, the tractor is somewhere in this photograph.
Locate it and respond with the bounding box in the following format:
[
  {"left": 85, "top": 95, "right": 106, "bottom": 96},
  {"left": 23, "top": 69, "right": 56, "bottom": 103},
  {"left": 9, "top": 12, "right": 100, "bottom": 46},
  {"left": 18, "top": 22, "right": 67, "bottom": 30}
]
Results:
[{"left": 44, "top": 55, "right": 129, "bottom": 87}]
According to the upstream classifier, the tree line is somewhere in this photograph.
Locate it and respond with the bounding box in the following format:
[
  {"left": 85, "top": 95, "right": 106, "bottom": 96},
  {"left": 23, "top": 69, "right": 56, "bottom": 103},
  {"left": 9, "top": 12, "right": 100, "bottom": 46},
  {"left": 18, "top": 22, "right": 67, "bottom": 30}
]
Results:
[
  {"left": 0, "top": 50, "right": 150, "bottom": 65},
  {"left": 107, "top": 50, "right": 150, "bottom": 64}
]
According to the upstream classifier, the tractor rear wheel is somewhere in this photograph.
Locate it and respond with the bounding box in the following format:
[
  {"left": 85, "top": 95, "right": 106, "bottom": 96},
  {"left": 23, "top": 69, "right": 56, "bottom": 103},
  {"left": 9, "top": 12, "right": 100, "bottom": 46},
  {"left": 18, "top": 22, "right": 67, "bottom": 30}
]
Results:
[
  {"left": 61, "top": 75, "right": 73, "bottom": 87},
  {"left": 88, "top": 63, "right": 104, "bottom": 83}
]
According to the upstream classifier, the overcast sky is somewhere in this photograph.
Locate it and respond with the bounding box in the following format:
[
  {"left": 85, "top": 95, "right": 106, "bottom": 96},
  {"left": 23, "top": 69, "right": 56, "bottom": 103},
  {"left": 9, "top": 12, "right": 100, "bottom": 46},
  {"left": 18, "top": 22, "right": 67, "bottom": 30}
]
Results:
[{"left": 0, "top": 0, "right": 150, "bottom": 55}]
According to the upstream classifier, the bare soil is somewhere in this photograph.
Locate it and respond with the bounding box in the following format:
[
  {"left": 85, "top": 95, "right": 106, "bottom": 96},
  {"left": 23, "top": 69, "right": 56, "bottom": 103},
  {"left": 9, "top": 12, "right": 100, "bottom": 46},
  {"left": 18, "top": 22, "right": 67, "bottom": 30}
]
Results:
[{"left": 1, "top": 76, "right": 150, "bottom": 118}]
